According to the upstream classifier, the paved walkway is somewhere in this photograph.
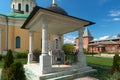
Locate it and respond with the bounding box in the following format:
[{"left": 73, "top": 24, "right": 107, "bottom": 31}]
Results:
[
  {"left": 88, "top": 53, "right": 115, "bottom": 58},
  {"left": 0, "top": 68, "right": 2, "bottom": 80},
  {"left": 74, "top": 76, "right": 99, "bottom": 80}
]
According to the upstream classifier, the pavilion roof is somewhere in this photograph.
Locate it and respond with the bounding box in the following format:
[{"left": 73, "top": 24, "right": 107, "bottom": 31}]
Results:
[{"left": 21, "top": 6, "right": 95, "bottom": 29}]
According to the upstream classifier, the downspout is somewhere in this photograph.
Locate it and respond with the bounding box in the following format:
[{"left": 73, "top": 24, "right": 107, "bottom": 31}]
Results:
[{"left": 5, "top": 16, "right": 8, "bottom": 51}]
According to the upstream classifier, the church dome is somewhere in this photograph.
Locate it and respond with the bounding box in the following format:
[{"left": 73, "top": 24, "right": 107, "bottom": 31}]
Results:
[{"left": 47, "top": 1, "right": 68, "bottom": 15}]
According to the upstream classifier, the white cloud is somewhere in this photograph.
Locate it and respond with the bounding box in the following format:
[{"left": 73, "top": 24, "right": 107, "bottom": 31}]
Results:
[
  {"left": 112, "top": 18, "right": 120, "bottom": 21},
  {"left": 94, "top": 36, "right": 110, "bottom": 41},
  {"left": 64, "top": 35, "right": 77, "bottom": 44},
  {"left": 93, "top": 35, "right": 118, "bottom": 41},
  {"left": 99, "top": 0, "right": 110, "bottom": 5},
  {"left": 109, "top": 10, "right": 120, "bottom": 17},
  {"left": 99, "top": 36, "right": 109, "bottom": 40},
  {"left": 93, "top": 38, "right": 98, "bottom": 41},
  {"left": 104, "top": 10, "right": 120, "bottom": 22}
]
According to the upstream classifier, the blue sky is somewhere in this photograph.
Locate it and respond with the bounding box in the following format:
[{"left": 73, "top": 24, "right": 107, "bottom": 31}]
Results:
[{"left": 0, "top": 0, "right": 120, "bottom": 43}]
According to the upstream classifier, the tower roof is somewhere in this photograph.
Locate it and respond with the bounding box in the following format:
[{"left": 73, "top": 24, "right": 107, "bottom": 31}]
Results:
[{"left": 83, "top": 28, "right": 92, "bottom": 37}]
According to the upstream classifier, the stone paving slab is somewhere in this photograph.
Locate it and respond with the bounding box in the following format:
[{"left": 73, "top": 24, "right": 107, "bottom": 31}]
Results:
[
  {"left": 74, "top": 76, "right": 99, "bottom": 80},
  {"left": 87, "top": 54, "right": 115, "bottom": 58},
  {"left": 0, "top": 68, "right": 2, "bottom": 80}
]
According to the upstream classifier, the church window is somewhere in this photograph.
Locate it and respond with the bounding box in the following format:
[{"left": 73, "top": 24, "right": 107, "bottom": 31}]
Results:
[
  {"left": 18, "top": 3, "right": 21, "bottom": 11},
  {"left": 26, "top": 4, "right": 29, "bottom": 12},
  {"left": 16, "top": 36, "right": 21, "bottom": 48}
]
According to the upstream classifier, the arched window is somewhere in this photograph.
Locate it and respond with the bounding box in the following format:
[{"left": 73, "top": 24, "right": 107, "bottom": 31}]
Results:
[
  {"left": 16, "top": 36, "right": 20, "bottom": 48},
  {"left": 13, "top": 4, "right": 15, "bottom": 9},
  {"left": 55, "top": 39, "right": 58, "bottom": 49},
  {"left": 26, "top": 4, "right": 29, "bottom": 12},
  {"left": 18, "top": 3, "right": 21, "bottom": 11}
]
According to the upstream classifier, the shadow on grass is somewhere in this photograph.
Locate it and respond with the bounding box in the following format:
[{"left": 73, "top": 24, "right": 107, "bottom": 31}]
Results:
[{"left": 88, "top": 64, "right": 120, "bottom": 80}]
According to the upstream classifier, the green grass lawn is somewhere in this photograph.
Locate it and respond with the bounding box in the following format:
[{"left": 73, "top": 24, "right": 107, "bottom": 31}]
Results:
[
  {"left": 0, "top": 58, "right": 27, "bottom": 68},
  {"left": 86, "top": 56, "right": 113, "bottom": 67},
  {"left": 0, "top": 56, "right": 113, "bottom": 68}
]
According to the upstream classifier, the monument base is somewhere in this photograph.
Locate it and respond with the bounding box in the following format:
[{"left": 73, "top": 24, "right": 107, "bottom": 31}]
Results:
[
  {"left": 24, "top": 64, "right": 96, "bottom": 80},
  {"left": 39, "top": 54, "right": 52, "bottom": 74}
]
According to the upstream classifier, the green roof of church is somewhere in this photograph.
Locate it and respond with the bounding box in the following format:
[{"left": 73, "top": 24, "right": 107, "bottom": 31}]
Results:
[
  {"left": 6, "top": 13, "right": 29, "bottom": 18},
  {"left": 0, "top": 13, "right": 29, "bottom": 18}
]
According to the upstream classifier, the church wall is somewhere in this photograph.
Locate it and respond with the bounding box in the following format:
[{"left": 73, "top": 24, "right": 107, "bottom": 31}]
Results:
[
  {"left": 33, "top": 32, "right": 42, "bottom": 51},
  {"left": 8, "top": 26, "right": 15, "bottom": 51},
  {"left": 13, "top": 26, "right": 42, "bottom": 52},
  {"left": 0, "top": 16, "right": 51, "bottom": 53},
  {"left": 0, "top": 24, "right": 6, "bottom": 53},
  {"left": 14, "top": 26, "right": 29, "bottom": 52}
]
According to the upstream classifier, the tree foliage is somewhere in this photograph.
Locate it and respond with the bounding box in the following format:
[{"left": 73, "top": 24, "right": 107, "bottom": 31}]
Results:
[
  {"left": 7, "top": 62, "right": 26, "bottom": 80},
  {"left": 4, "top": 49, "right": 14, "bottom": 69},
  {"left": 62, "top": 43, "right": 74, "bottom": 54}
]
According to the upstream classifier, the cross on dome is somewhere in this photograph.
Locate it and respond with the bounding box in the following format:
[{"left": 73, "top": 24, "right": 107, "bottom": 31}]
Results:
[
  {"left": 52, "top": 0, "right": 56, "bottom": 4},
  {"left": 48, "top": 0, "right": 68, "bottom": 15},
  {"left": 52, "top": 0, "right": 57, "bottom": 6}
]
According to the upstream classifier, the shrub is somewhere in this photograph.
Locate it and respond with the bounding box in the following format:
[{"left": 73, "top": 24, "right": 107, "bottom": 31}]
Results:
[
  {"left": 7, "top": 62, "right": 26, "bottom": 80},
  {"left": 105, "top": 72, "right": 120, "bottom": 80},
  {"left": 15, "top": 52, "right": 27, "bottom": 59},
  {"left": 4, "top": 49, "right": 14, "bottom": 69},
  {"left": 84, "top": 51, "right": 98, "bottom": 56},
  {"left": 33, "top": 49, "right": 41, "bottom": 62},
  {"left": 1, "top": 69, "right": 5, "bottom": 80},
  {"left": 112, "top": 54, "right": 120, "bottom": 72},
  {"left": 2, "top": 55, "right": 6, "bottom": 60},
  {"left": 0, "top": 54, "right": 2, "bottom": 61}
]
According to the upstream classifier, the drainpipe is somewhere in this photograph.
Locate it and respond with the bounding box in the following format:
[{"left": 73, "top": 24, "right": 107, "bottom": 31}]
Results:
[{"left": 5, "top": 16, "right": 8, "bottom": 51}]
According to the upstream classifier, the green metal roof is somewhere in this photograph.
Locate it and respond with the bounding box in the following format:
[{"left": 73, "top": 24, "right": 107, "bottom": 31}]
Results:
[
  {"left": 6, "top": 13, "right": 29, "bottom": 18},
  {"left": 0, "top": 14, "right": 6, "bottom": 16},
  {"left": 0, "top": 13, "right": 29, "bottom": 18}
]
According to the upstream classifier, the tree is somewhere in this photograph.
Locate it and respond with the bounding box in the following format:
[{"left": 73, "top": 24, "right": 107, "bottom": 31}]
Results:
[
  {"left": 7, "top": 62, "right": 26, "bottom": 80},
  {"left": 4, "top": 49, "right": 14, "bottom": 69},
  {"left": 62, "top": 43, "right": 74, "bottom": 54}
]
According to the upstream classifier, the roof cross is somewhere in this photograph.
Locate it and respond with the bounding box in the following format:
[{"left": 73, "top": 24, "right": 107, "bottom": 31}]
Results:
[{"left": 52, "top": 0, "right": 56, "bottom": 4}]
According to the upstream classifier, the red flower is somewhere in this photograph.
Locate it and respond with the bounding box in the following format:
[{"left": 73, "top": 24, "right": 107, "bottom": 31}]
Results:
[
  {"left": 114, "top": 68, "right": 118, "bottom": 72},
  {"left": 64, "top": 62, "right": 69, "bottom": 65}
]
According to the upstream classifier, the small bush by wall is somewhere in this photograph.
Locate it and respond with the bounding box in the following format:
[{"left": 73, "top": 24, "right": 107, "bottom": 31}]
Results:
[
  {"left": 7, "top": 62, "right": 26, "bottom": 80},
  {"left": 4, "top": 49, "right": 14, "bottom": 69},
  {"left": 112, "top": 54, "right": 120, "bottom": 72},
  {"left": 2, "top": 50, "right": 14, "bottom": 80},
  {"left": 0, "top": 54, "right": 2, "bottom": 61},
  {"left": 15, "top": 53, "right": 27, "bottom": 59},
  {"left": 84, "top": 51, "right": 98, "bottom": 56},
  {"left": 33, "top": 49, "right": 41, "bottom": 62}
]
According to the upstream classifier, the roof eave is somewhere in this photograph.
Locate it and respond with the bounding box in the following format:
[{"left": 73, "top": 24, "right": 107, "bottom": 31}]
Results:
[
  {"left": 21, "top": 6, "right": 95, "bottom": 29},
  {"left": 21, "top": 6, "right": 40, "bottom": 29}
]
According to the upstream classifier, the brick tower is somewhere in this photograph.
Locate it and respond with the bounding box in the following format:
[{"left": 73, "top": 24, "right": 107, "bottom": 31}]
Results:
[{"left": 83, "top": 28, "right": 93, "bottom": 51}]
